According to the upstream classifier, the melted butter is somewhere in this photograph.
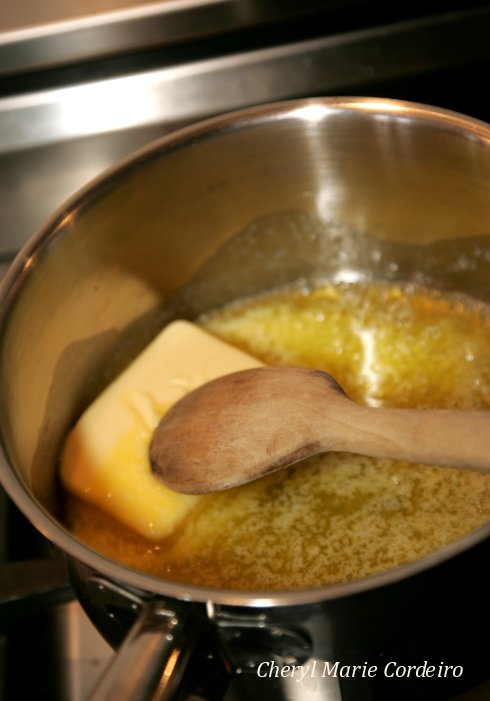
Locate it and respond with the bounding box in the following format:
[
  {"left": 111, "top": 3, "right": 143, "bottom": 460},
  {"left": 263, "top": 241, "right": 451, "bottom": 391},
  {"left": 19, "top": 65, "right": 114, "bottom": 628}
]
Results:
[{"left": 64, "top": 281, "right": 490, "bottom": 590}]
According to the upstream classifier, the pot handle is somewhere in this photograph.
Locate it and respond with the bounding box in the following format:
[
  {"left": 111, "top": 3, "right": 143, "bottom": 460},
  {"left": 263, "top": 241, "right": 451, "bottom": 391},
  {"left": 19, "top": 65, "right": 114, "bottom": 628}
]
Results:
[{"left": 87, "top": 599, "right": 199, "bottom": 701}]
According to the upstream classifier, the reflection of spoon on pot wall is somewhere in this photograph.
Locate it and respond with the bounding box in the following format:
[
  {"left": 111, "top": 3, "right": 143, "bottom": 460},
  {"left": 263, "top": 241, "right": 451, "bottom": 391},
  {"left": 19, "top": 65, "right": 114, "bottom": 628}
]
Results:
[{"left": 149, "top": 366, "right": 490, "bottom": 494}]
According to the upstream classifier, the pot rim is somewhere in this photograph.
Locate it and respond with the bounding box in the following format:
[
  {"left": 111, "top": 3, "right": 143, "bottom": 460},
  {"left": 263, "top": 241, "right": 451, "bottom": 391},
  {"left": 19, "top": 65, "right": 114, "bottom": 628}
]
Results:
[{"left": 1, "top": 95, "right": 490, "bottom": 608}]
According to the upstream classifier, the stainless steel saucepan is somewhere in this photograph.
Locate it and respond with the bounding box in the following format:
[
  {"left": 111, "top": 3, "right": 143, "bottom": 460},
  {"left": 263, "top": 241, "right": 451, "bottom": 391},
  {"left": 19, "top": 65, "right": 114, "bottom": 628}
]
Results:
[{"left": 1, "top": 98, "right": 489, "bottom": 701}]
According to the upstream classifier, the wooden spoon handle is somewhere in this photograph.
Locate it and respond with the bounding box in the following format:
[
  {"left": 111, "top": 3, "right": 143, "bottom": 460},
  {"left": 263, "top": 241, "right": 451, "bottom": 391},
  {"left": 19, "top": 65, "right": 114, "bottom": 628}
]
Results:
[{"left": 333, "top": 406, "right": 490, "bottom": 472}]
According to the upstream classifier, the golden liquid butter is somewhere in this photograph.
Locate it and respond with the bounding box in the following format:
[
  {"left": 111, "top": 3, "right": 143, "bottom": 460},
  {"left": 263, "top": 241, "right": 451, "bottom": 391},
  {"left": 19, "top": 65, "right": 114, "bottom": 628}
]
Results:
[{"left": 63, "top": 281, "right": 490, "bottom": 590}]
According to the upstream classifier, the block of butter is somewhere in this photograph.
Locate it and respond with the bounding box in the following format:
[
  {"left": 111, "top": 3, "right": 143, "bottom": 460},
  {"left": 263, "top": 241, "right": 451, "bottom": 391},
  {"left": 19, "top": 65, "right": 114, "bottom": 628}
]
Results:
[{"left": 60, "top": 320, "right": 262, "bottom": 541}]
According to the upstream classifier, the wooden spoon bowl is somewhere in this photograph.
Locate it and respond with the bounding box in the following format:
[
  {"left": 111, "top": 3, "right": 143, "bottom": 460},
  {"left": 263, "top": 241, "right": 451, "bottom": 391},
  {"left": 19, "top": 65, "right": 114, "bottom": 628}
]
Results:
[{"left": 150, "top": 366, "right": 490, "bottom": 494}]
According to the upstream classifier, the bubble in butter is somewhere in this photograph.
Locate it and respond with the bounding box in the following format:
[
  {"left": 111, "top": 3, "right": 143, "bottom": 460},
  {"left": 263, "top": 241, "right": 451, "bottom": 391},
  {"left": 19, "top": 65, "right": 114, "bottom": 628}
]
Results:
[{"left": 60, "top": 320, "right": 262, "bottom": 540}]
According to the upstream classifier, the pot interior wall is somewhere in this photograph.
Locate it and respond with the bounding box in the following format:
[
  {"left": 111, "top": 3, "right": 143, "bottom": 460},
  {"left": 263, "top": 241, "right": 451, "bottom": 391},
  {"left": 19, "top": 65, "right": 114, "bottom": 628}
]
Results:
[{"left": 1, "top": 100, "right": 490, "bottom": 517}]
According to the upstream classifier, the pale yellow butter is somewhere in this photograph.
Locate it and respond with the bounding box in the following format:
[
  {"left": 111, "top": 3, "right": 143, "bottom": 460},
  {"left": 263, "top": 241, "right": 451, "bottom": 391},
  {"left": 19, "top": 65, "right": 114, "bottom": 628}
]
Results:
[{"left": 60, "top": 320, "right": 262, "bottom": 540}]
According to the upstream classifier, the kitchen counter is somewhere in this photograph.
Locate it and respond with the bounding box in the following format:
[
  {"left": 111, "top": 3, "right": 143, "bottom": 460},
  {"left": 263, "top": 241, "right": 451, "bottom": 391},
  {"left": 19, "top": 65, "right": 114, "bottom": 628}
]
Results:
[{"left": 0, "top": 0, "right": 352, "bottom": 76}]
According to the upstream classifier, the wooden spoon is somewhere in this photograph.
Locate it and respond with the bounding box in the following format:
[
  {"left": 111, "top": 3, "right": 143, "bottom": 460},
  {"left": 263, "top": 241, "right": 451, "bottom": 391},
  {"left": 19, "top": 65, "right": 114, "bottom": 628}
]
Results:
[{"left": 149, "top": 366, "right": 490, "bottom": 494}]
